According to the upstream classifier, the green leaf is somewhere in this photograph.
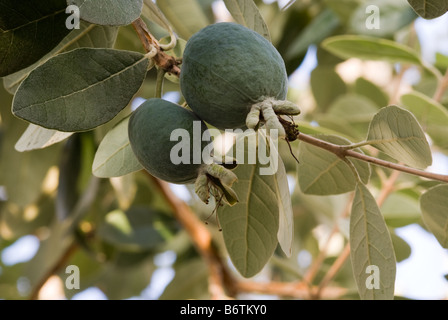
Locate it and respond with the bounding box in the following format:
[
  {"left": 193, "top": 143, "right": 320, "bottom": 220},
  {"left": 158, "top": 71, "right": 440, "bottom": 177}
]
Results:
[
  {"left": 160, "top": 259, "right": 209, "bottom": 300},
  {"left": 285, "top": 8, "right": 339, "bottom": 59},
  {"left": 322, "top": 35, "right": 422, "bottom": 65},
  {"left": 390, "top": 232, "right": 412, "bottom": 263},
  {"left": 3, "top": 22, "right": 119, "bottom": 95},
  {"left": 56, "top": 135, "right": 80, "bottom": 221},
  {"left": 218, "top": 137, "right": 279, "bottom": 277},
  {"left": 98, "top": 208, "right": 165, "bottom": 251},
  {"left": 354, "top": 78, "right": 389, "bottom": 108},
  {"left": 323, "top": 93, "right": 379, "bottom": 139},
  {"left": 259, "top": 131, "right": 293, "bottom": 257},
  {"left": 350, "top": 183, "right": 396, "bottom": 300},
  {"left": 366, "top": 105, "right": 432, "bottom": 169},
  {"left": 327, "top": 93, "right": 379, "bottom": 127},
  {"left": 223, "top": 0, "right": 271, "bottom": 41},
  {"left": 12, "top": 48, "right": 149, "bottom": 132},
  {"left": 141, "top": 0, "right": 173, "bottom": 32},
  {"left": 407, "top": 0, "right": 448, "bottom": 19},
  {"left": 92, "top": 116, "right": 142, "bottom": 178},
  {"left": 435, "top": 52, "right": 448, "bottom": 69},
  {"left": 0, "top": 0, "right": 71, "bottom": 77},
  {"left": 298, "top": 135, "right": 370, "bottom": 195},
  {"left": 97, "top": 254, "right": 155, "bottom": 300},
  {"left": 400, "top": 91, "right": 448, "bottom": 153},
  {"left": 0, "top": 118, "right": 62, "bottom": 206},
  {"left": 67, "top": 0, "right": 143, "bottom": 26},
  {"left": 310, "top": 66, "right": 347, "bottom": 111},
  {"left": 15, "top": 125, "right": 73, "bottom": 152},
  {"left": 157, "top": 0, "right": 210, "bottom": 39},
  {"left": 274, "top": 154, "right": 294, "bottom": 257},
  {"left": 324, "top": 0, "right": 362, "bottom": 23},
  {"left": 420, "top": 184, "right": 448, "bottom": 248},
  {"left": 382, "top": 193, "right": 421, "bottom": 227}
]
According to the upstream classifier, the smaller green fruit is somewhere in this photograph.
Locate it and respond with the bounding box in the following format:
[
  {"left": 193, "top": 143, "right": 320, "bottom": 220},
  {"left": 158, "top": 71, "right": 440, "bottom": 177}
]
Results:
[{"left": 128, "top": 98, "right": 238, "bottom": 205}]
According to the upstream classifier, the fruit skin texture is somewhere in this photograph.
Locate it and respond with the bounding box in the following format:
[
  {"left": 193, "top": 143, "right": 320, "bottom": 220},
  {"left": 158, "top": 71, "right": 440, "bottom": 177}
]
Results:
[
  {"left": 128, "top": 98, "right": 209, "bottom": 184},
  {"left": 180, "top": 22, "right": 288, "bottom": 130}
]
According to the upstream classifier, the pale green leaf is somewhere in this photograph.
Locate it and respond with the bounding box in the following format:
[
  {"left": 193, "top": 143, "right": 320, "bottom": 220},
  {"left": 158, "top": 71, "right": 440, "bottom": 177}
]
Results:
[
  {"left": 223, "top": 0, "right": 271, "bottom": 41},
  {"left": 218, "top": 134, "right": 279, "bottom": 277},
  {"left": 0, "top": 0, "right": 71, "bottom": 76},
  {"left": 15, "top": 124, "right": 73, "bottom": 152},
  {"left": 407, "top": 0, "right": 448, "bottom": 19},
  {"left": 275, "top": 155, "right": 293, "bottom": 257},
  {"left": 92, "top": 116, "right": 142, "bottom": 178},
  {"left": 286, "top": 8, "right": 339, "bottom": 59},
  {"left": 382, "top": 193, "right": 421, "bottom": 227},
  {"left": 322, "top": 35, "right": 422, "bottom": 65},
  {"left": 366, "top": 105, "right": 432, "bottom": 169},
  {"left": 157, "top": 0, "right": 210, "bottom": 39},
  {"left": 324, "top": 0, "right": 362, "bottom": 23},
  {"left": 67, "top": 0, "right": 143, "bottom": 26},
  {"left": 354, "top": 78, "right": 389, "bottom": 108},
  {"left": 298, "top": 135, "right": 370, "bottom": 195},
  {"left": 325, "top": 93, "right": 379, "bottom": 139},
  {"left": 350, "top": 183, "right": 396, "bottom": 300},
  {"left": 400, "top": 91, "right": 448, "bottom": 152},
  {"left": 160, "top": 259, "right": 209, "bottom": 300},
  {"left": 97, "top": 208, "right": 165, "bottom": 251},
  {"left": 310, "top": 66, "right": 347, "bottom": 111},
  {"left": 0, "top": 117, "right": 62, "bottom": 206},
  {"left": 328, "top": 94, "right": 379, "bottom": 124},
  {"left": 141, "top": 0, "right": 173, "bottom": 31},
  {"left": 420, "top": 184, "right": 448, "bottom": 248},
  {"left": 259, "top": 130, "right": 293, "bottom": 257},
  {"left": 13, "top": 48, "right": 149, "bottom": 132},
  {"left": 3, "top": 22, "right": 119, "bottom": 95},
  {"left": 391, "top": 233, "right": 412, "bottom": 263}
]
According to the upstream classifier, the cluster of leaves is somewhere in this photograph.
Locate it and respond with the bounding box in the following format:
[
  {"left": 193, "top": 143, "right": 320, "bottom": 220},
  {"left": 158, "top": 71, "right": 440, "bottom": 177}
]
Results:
[{"left": 0, "top": 0, "right": 447, "bottom": 300}]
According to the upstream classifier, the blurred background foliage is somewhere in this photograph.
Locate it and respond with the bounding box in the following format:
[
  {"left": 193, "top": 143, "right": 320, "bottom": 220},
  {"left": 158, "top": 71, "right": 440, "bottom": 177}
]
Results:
[{"left": 0, "top": 0, "right": 447, "bottom": 300}]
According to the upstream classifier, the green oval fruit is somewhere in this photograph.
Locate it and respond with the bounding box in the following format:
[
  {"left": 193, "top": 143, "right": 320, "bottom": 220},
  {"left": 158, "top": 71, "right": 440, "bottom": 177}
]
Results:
[
  {"left": 128, "top": 98, "right": 209, "bottom": 184},
  {"left": 180, "top": 22, "right": 288, "bottom": 130}
]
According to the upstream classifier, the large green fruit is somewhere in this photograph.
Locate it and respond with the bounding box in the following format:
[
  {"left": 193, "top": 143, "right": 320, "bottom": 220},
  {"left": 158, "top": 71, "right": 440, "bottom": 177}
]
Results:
[
  {"left": 128, "top": 98, "right": 238, "bottom": 205},
  {"left": 180, "top": 22, "right": 291, "bottom": 130},
  {"left": 128, "top": 98, "right": 209, "bottom": 184}
]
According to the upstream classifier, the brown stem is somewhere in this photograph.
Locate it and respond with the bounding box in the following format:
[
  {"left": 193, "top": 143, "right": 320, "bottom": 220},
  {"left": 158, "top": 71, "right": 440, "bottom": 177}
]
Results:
[
  {"left": 433, "top": 68, "right": 448, "bottom": 102},
  {"left": 303, "top": 188, "right": 354, "bottom": 290},
  {"left": 131, "top": 18, "right": 181, "bottom": 76},
  {"left": 313, "top": 243, "right": 351, "bottom": 299},
  {"left": 297, "top": 133, "right": 448, "bottom": 183},
  {"left": 235, "top": 280, "right": 347, "bottom": 300},
  {"left": 29, "top": 242, "right": 78, "bottom": 300},
  {"left": 149, "top": 175, "right": 236, "bottom": 299}
]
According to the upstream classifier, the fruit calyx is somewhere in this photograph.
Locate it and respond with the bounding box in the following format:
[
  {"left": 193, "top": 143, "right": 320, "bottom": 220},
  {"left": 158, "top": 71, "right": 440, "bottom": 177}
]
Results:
[
  {"left": 246, "top": 97, "right": 300, "bottom": 138},
  {"left": 195, "top": 163, "right": 239, "bottom": 206}
]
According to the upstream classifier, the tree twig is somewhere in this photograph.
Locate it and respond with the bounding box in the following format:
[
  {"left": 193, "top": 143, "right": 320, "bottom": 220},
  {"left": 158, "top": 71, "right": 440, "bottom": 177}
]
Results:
[
  {"left": 297, "top": 133, "right": 448, "bottom": 183},
  {"left": 131, "top": 18, "right": 181, "bottom": 76},
  {"left": 433, "top": 68, "right": 448, "bottom": 102},
  {"left": 148, "top": 175, "right": 236, "bottom": 299}
]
